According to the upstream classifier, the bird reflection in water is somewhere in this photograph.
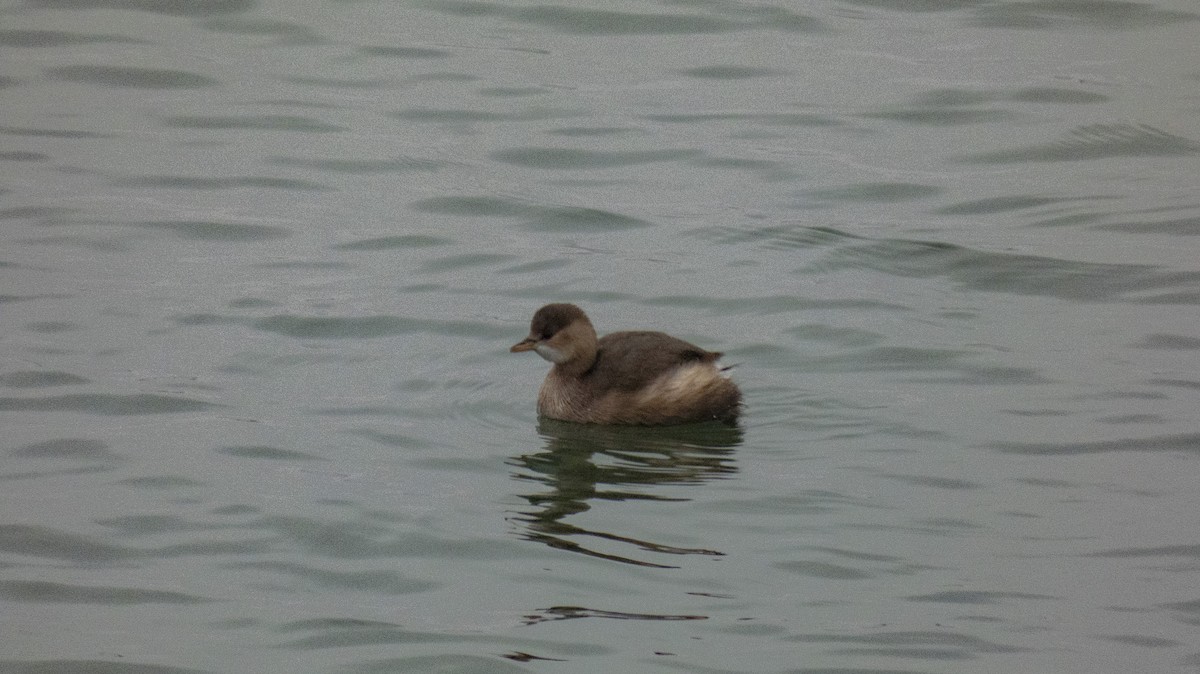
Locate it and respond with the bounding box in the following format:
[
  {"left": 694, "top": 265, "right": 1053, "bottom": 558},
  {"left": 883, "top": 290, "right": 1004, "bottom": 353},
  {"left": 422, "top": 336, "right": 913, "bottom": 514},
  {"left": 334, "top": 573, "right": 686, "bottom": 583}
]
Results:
[{"left": 508, "top": 419, "right": 742, "bottom": 568}]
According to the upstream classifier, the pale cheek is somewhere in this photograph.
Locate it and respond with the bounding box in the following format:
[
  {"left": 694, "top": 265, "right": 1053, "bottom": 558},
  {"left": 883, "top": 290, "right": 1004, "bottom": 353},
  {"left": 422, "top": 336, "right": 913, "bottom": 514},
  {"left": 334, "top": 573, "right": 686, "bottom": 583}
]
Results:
[{"left": 534, "top": 343, "right": 569, "bottom": 364}]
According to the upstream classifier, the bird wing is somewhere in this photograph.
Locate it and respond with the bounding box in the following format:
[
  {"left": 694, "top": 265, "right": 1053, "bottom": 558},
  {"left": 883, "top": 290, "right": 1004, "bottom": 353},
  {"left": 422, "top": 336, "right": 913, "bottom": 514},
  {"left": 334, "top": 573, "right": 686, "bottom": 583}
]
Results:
[{"left": 588, "top": 331, "right": 719, "bottom": 391}]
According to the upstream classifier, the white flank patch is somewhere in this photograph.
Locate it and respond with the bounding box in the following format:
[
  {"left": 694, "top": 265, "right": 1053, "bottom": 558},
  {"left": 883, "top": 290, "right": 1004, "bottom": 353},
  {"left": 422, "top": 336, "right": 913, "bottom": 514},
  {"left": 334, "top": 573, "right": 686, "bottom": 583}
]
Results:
[{"left": 636, "top": 362, "right": 719, "bottom": 405}]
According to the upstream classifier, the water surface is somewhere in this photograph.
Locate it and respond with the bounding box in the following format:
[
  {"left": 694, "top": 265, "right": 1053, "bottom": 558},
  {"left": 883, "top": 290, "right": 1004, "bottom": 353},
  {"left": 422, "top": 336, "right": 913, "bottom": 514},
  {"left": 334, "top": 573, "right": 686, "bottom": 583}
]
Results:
[{"left": 2, "top": 0, "right": 1199, "bottom": 672}]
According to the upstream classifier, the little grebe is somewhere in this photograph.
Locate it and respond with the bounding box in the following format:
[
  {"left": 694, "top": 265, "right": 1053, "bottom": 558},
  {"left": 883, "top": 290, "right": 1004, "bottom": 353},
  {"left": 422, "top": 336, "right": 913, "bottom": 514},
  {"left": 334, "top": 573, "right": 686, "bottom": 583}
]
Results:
[{"left": 511, "top": 303, "right": 742, "bottom": 425}]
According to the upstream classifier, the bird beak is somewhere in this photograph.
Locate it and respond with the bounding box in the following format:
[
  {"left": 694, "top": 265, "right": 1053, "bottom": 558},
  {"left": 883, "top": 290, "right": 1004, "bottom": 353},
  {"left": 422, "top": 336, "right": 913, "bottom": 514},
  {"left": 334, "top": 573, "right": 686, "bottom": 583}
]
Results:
[{"left": 510, "top": 337, "right": 537, "bottom": 353}]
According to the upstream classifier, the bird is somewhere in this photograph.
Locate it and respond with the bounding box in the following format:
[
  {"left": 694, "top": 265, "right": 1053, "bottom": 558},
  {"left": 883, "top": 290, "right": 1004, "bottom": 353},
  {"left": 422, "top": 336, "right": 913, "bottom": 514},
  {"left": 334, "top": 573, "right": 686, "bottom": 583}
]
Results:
[{"left": 510, "top": 303, "right": 742, "bottom": 425}]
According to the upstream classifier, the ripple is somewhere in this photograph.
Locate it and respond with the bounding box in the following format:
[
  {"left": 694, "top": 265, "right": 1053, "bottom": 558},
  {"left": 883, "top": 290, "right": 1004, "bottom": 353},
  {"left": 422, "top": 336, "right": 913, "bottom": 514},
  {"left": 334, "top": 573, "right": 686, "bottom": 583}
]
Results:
[
  {"left": 223, "top": 561, "right": 439, "bottom": 593},
  {"left": 1161, "top": 598, "right": 1200, "bottom": 621},
  {"left": 11, "top": 438, "right": 118, "bottom": 460},
  {"left": 422, "top": 2, "right": 734, "bottom": 34},
  {"left": 839, "top": 0, "right": 983, "bottom": 11},
  {"left": 390, "top": 102, "right": 580, "bottom": 123},
  {"left": 254, "top": 315, "right": 418, "bottom": 339},
  {"left": 201, "top": 17, "right": 322, "bottom": 45},
  {"left": 118, "top": 476, "right": 207, "bottom": 489},
  {"left": 47, "top": 65, "right": 217, "bottom": 88},
  {"left": 259, "top": 515, "right": 517, "bottom": 560},
  {"left": 274, "top": 620, "right": 443, "bottom": 650},
  {"left": 972, "top": 0, "right": 1199, "bottom": 29},
  {"left": 346, "top": 428, "right": 430, "bottom": 450},
  {"left": 678, "top": 65, "right": 787, "bottom": 79},
  {"left": 0, "top": 393, "right": 218, "bottom": 415},
  {"left": 417, "top": 252, "right": 517, "bottom": 273},
  {"left": 0, "top": 29, "right": 147, "bottom": 47},
  {"left": 960, "top": 123, "right": 1200, "bottom": 163},
  {"left": 442, "top": 1, "right": 823, "bottom": 33},
  {"left": 935, "top": 194, "right": 1088, "bottom": 215},
  {"left": 269, "top": 155, "right": 441, "bottom": 174},
  {"left": 1, "top": 206, "right": 79, "bottom": 220},
  {"left": 1149, "top": 378, "right": 1200, "bottom": 391},
  {"left": 696, "top": 222, "right": 1200, "bottom": 303},
  {"left": 524, "top": 606, "right": 706, "bottom": 625},
  {"left": 694, "top": 155, "right": 792, "bottom": 177},
  {"left": 253, "top": 314, "right": 508, "bottom": 339},
  {"left": 804, "top": 182, "right": 942, "bottom": 203},
  {"left": 0, "top": 293, "right": 76, "bottom": 304},
  {"left": 906, "top": 590, "right": 1056, "bottom": 603},
  {"left": 883, "top": 473, "right": 982, "bottom": 489},
  {"left": 95, "top": 514, "right": 205, "bottom": 535},
  {"left": 1097, "top": 634, "right": 1181, "bottom": 648},
  {"left": 1096, "top": 413, "right": 1166, "bottom": 424},
  {"left": 644, "top": 112, "right": 839, "bottom": 127},
  {"left": 0, "top": 150, "right": 49, "bottom": 161},
  {"left": 390, "top": 108, "right": 509, "bottom": 123},
  {"left": 788, "top": 629, "right": 1024, "bottom": 655},
  {"left": 993, "top": 432, "right": 1200, "bottom": 455},
  {"left": 523, "top": 206, "right": 650, "bottom": 232},
  {"left": 787, "top": 323, "right": 883, "bottom": 347},
  {"left": 866, "top": 84, "right": 1110, "bottom": 128},
  {"left": 0, "top": 580, "right": 209, "bottom": 604},
  {"left": 865, "top": 108, "right": 1016, "bottom": 125},
  {"left": 358, "top": 45, "right": 453, "bottom": 58},
  {"left": 1028, "top": 211, "right": 1109, "bottom": 228},
  {"left": 1010, "top": 86, "right": 1108, "bottom": 104},
  {"left": 490, "top": 147, "right": 698, "bottom": 169},
  {"left": 1130, "top": 334, "right": 1200, "bottom": 350},
  {"left": 479, "top": 86, "right": 551, "bottom": 97},
  {"left": 117, "top": 176, "right": 330, "bottom": 191},
  {"left": 359, "top": 656, "right": 538, "bottom": 672},
  {"left": 500, "top": 259, "right": 571, "bottom": 274},
  {"left": 1086, "top": 544, "right": 1200, "bottom": 559},
  {"left": 26, "top": 0, "right": 254, "bottom": 16},
  {"left": 134, "top": 220, "right": 291, "bottom": 240},
  {"left": 164, "top": 115, "right": 347, "bottom": 132},
  {"left": 830, "top": 234, "right": 1197, "bottom": 302},
  {"left": 0, "top": 370, "right": 89, "bottom": 387},
  {"left": 642, "top": 292, "right": 909, "bottom": 313},
  {"left": 410, "top": 72, "right": 480, "bottom": 83},
  {"left": 1096, "top": 214, "right": 1200, "bottom": 236},
  {"left": 0, "top": 660, "right": 212, "bottom": 674},
  {"left": 0, "top": 125, "right": 112, "bottom": 139},
  {"left": 909, "top": 85, "right": 1108, "bottom": 106},
  {"left": 903, "top": 365, "right": 1051, "bottom": 385},
  {"left": 803, "top": 345, "right": 965, "bottom": 371},
  {"left": 174, "top": 312, "right": 242, "bottom": 326},
  {"left": 775, "top": 560, "right": 872, "bottom": 579},
  {"left": 283, "top": 75, "right": 388, "bottom": 89},
  {"left": 412, "top": 195, "right": 528, "bottom": 217},
  {"left": 913, "top": 88, "right": 1002, "bottom": 106},
  {"left": 395, "top": 395, "right": 530, "bottom": 433},
  {"left": 0, "top": 524, "right": 131, "bottom": 562},
  {"left": 414, "top": 195, "right": 653, "bottom": 232},
  {"left": 377, "top": 364, "right": 529, "bottom": 431},
  {"left": 333, "top": 234, "right": 453, "bottom": 250},
  {"left": 217, "top": 445, "right": 324, "bottom": 460},
  {"left": 691, "top": 223, "right": 862, "bottom": 250}
]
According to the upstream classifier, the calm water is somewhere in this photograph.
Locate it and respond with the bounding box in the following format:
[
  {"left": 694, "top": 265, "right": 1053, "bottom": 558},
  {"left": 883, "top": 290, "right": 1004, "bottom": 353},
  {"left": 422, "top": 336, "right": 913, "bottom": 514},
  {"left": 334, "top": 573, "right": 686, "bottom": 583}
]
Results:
[{"left": 3, "top": 0, "right": 1200, "bottom": 672}]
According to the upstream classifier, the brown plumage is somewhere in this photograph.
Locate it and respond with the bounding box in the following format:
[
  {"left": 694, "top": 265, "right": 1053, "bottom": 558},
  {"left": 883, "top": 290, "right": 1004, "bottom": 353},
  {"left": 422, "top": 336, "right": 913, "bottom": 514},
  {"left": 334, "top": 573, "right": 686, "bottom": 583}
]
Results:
[{"left": 511, "top": 303, "right": 742, "bottom": 425}]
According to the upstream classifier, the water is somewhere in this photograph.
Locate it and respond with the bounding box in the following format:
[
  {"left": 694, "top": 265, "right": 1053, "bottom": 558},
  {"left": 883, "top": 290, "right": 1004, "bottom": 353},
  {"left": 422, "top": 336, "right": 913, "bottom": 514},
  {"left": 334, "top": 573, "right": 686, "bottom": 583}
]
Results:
[{"left": 2, "top": 0, "right": 1199, "bottom": 672}]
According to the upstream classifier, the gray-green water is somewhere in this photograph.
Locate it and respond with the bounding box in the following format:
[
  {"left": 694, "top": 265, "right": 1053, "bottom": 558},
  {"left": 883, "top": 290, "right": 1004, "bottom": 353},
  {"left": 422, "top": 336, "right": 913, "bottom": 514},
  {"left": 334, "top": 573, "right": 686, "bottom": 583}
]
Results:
[{"left": 2, "top": 0, "right": 1199, "bottom": 672}]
